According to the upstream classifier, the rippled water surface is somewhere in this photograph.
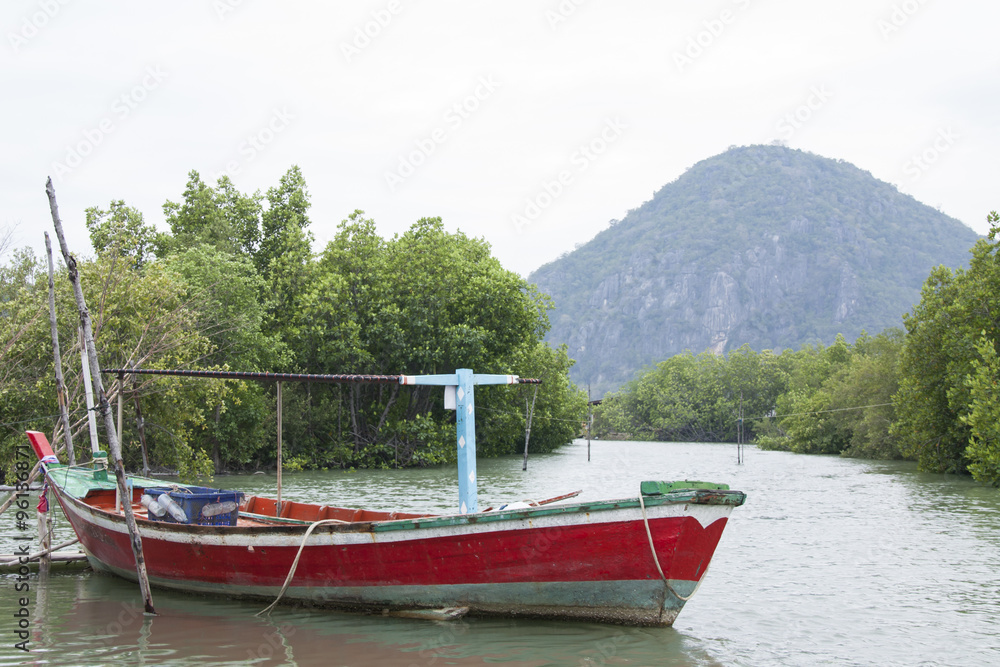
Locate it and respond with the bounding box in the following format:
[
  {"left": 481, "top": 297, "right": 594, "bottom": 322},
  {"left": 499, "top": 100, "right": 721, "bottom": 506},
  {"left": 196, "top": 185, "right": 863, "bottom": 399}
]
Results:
[{"left": 2, "top": 440, "right": 999, "bottom": 666}]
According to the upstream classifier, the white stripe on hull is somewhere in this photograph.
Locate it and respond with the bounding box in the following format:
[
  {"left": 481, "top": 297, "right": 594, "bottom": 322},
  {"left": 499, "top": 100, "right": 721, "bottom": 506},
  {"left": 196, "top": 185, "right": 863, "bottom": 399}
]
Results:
[{"left": 60, "top": 493, "right": 733, "bottom": 549}]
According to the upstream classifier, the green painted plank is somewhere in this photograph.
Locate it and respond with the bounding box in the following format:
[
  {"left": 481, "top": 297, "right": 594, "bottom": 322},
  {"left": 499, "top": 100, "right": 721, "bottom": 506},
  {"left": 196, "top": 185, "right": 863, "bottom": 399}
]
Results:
[{"left": 640, "top": 480, "right": 730, "bottom": 495}]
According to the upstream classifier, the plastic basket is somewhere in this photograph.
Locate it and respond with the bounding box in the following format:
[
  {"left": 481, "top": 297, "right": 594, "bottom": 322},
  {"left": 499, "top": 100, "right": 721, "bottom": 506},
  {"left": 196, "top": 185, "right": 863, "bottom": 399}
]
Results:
[{"left": 143, "top": 486, "right": 244, "bottom": 526}]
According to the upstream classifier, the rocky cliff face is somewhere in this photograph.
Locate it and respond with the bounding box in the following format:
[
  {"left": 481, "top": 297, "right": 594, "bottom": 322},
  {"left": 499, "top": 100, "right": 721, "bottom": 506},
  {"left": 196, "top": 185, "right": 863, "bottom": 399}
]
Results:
[{"left": 530, "top": 145, "right": 980, "bottom": 397}]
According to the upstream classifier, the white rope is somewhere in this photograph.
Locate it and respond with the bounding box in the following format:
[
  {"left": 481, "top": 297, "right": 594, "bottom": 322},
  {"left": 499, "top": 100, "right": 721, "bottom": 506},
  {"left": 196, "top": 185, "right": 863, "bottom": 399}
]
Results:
[
  {"left": 637, "top": 493, "right": 695, "bottom": 603},
  {"left": 256, "top": 519, "right": 346, "bottom": 616}
]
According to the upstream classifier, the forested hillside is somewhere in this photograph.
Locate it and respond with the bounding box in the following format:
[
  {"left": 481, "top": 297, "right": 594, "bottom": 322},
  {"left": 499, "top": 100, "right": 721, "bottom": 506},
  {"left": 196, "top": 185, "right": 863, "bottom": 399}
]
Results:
[
  {"left": 594, "top": 211, "right": 1000, "bottom": 487},
  {"left": 530, "top": 145, "right": 981, "bottom": 397},
  {"left": 0, "top": 168, "right": 586, "bottom": 480}
]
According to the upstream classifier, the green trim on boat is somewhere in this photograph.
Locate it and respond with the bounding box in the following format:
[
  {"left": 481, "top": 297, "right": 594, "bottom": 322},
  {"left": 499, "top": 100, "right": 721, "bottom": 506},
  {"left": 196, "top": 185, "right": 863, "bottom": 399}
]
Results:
[
  {"left": 42, "top": 466, "right": 746, "bottom": 532},
  {"left": 373, "top": 488, "right": 746, "bottom": 533},
  {"left": 640, "top": 480, "right": 730, "bottom": 495}
]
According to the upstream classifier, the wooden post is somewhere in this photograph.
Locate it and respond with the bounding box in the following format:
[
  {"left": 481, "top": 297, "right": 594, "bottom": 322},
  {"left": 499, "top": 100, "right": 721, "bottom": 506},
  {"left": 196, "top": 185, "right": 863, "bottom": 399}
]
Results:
[
  {"left": 44, "top": 233, "right": 75, "bottom": 466},
  {"left": 132, "top": 373, "right": 151, "bottom": 478},
  {"left": 521, "top": 385, "right": 538, "bottom": 471},
  {"left": 46, "top": 177, "right": 156, "bottom": 615},
  {"left": 276, "top": 380, "right": 283, "bottom": 517},
  {"left": 587, "top": 384, "right": 592, "bottom": 463},
  {"left": 118, "top": 372, "right": 124, "bottom": 448},
  {"left": 737, "top": 392, "right": 744, "bottom": 465}
]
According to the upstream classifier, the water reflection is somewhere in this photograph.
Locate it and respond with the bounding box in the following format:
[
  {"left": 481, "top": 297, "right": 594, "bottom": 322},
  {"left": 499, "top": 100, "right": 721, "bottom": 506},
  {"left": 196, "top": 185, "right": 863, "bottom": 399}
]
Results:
[{"left": 2, "top": 569, "right": 723, "bottom": 666}]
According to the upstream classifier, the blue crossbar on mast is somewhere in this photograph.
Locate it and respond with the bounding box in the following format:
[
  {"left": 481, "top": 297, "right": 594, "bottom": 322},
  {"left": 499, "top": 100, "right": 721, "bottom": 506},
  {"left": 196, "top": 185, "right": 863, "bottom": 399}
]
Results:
[
  {"left": 105, "top": 366, "right": 539, "bottom": 515},
  {"left": 400, "top": 369, "right": 519, "bottom": 514}
]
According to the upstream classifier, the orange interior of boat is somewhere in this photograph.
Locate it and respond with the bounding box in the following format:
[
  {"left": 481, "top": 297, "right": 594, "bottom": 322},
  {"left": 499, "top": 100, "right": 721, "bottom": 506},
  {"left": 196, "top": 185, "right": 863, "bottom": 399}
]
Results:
[
  {"left": 80, "top": 488, "right": 435, "bottom": 525},
  {"left": 241, "top": 496, "right": 434, "bottom": 522}
]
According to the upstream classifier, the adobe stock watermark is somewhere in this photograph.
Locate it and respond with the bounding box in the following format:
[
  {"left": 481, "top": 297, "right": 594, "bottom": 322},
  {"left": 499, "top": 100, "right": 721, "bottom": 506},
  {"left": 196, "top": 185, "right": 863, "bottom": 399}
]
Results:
[
  {"left": 511, "top": 117, "right": 627, "bottom": 233},
  {"left": 673, "top": 0, "right": 753, "bottom": 74},
  {"left": 578, "top": 631, "right": 631, "bottom": 666},
  {"left": 384, "top": 75, "right": 501, "bottom": 193},
  {"left": 50, "top": 66, "right": 167, "bottom": 181},
  {"left": 211, "top": 107, "right": 294, "bottom": 180},
  {"left": 96, "top": 601, "right": 143, "bottom": 646},
  {"left": 545, "top": 0, "right": 589, "bottom": 30},
  {"left": 407, "top": 619, "right": 469, "bottom": 666},
  {"left": 775, "top": 85, "right": 833, "bottom": 141},
  {"left": 902, "top": 127, "right": 958, "bottom": 181},
  {"left": 7, "top": 0, "right": 71, "bottom": 53},
  {"left": 876, "top": 0, "right": 931, "bottom": 40},
  {"left": 213, "top": 0, "right": 247, "bottom": 20},
  {"left": 341, "top": 0, "right": 406, "bottom": 62},
  {"left": 246, "top": 623, "right": 297, "bottom": 662},
  {"left": 10, "top": 439, "right": 33, "bottom": 652}
]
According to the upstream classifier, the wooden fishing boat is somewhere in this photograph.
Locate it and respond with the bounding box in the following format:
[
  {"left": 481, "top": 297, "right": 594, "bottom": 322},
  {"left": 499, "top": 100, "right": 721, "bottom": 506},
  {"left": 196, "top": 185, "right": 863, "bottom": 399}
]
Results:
[{"left": 24, "top": 368, "right": 745, "bottom": 626}]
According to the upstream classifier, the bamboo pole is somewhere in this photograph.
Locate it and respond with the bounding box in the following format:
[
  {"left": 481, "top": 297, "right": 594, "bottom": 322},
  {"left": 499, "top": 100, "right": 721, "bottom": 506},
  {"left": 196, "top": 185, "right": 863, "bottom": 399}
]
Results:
[
  {"left": 79, "top": 327, "right": 100, "bottom": 455},
  {"left": 44, "top": 233, "right": 76, "bottom": 466},
  {"left": 46, "top": 177, "right": 156, "bottom": 615},
  {"left": 0, "top": 537, "right": 80, "bottom": 566}
]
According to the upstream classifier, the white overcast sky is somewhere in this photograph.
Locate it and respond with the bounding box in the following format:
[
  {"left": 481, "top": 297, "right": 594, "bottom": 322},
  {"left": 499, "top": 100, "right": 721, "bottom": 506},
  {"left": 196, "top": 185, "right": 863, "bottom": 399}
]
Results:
[{"left": 4, "top": 1, "right": 998, "bottom": 277}]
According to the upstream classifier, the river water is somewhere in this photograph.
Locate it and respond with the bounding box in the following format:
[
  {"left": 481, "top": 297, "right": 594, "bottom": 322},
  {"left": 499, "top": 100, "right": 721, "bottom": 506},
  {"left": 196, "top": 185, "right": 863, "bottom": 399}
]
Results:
[{"left": 2, "top": 439, "right": 998, "bottom": 666}]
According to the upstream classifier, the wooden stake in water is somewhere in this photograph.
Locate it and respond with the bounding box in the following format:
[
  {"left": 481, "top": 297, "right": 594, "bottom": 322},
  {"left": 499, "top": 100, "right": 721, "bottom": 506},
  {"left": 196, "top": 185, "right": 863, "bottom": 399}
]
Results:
[
  {"left": 522, "top": 384, "right": 538, "bottom": 471},
  {"left": 587, "top": 384, "right": 592, "bottom": 463},
  {"left": 131, "top": 371, "right": 151, "bottom": 478},
  {"left": 737, "top": 392, "right": 744, "bottom": 465},
  {"left": 276, "top": 380, "right": 283, "bottom": 517},
  {"left": 46, "top": 177, "right": 156, "bottom": 615}
]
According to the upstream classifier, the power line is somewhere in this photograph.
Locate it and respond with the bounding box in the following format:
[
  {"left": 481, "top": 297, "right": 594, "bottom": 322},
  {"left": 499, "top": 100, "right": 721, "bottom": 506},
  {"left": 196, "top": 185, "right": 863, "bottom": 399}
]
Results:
[
  {"left": 750, "top": 402, "right": 894, "bottom": 421},
  {"left": 0, "top": 408, "right": 88, "bottom": 430}
]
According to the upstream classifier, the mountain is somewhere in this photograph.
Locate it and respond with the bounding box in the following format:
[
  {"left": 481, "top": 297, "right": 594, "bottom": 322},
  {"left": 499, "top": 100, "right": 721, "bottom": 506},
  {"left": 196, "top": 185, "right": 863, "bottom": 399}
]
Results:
[{"left": 529, "top": 145, "right": 981, "bottom": 398}]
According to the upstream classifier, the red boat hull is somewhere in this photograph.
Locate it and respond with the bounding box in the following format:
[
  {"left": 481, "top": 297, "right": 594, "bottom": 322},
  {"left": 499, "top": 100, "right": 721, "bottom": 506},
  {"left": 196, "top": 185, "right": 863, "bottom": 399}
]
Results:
[{"left": 52, "top": 482, "right": 736, "bottom": 625}]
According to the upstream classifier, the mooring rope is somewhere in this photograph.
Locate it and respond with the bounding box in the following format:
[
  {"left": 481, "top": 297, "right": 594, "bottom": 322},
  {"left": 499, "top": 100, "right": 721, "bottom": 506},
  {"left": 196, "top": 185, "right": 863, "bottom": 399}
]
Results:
[
  {"left": 637, "top": 493, "right": 695, "bottom": 605},
  {"left": 256, "top": 518, "right": 347, "bottom": 616}
]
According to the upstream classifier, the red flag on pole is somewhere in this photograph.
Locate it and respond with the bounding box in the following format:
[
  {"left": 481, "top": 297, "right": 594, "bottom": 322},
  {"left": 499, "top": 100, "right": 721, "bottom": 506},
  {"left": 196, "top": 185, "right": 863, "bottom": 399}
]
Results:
[{"left": 37, "top": 483, "right": 49, "bottom": 513}]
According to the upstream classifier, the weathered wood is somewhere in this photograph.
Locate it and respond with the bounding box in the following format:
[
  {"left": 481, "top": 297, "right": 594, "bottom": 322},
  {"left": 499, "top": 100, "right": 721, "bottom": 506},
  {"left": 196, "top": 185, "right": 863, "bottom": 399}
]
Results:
[
  {"left": 44, "top": 232, "right": 76, "bottom": 466},
  {"left": 0, "top": 537, "right": 81, "bottom": 566},
  {"left": 0, "top": 551, "right": 87, "bottom": 567},
  {"left": 276, "top": 380, "right": 283, "bottom": 516},
  {"left": 79, "top": 327, "right": 100, "bottom": 454},
  {"left": 46, "top": 177, "right": 156, "bottom": 615}
]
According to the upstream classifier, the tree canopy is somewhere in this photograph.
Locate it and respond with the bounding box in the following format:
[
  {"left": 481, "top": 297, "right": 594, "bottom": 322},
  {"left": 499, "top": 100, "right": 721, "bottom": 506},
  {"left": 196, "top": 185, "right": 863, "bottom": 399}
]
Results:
[{"left": 0, "top": 168, "right": 586, "bottom": 482}]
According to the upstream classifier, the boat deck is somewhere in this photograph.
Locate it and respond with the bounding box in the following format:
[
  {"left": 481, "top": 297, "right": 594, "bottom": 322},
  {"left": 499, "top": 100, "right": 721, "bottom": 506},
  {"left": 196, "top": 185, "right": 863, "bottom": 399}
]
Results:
[{"left": 81, "top": 487, "right": 436, "bottom": 527}]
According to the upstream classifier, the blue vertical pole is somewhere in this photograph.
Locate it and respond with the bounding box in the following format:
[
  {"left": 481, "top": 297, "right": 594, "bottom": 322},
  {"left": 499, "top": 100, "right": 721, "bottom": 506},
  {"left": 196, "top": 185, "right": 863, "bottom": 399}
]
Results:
[{"left": 455, "top": 368, "right": 477, "bottom": 514}]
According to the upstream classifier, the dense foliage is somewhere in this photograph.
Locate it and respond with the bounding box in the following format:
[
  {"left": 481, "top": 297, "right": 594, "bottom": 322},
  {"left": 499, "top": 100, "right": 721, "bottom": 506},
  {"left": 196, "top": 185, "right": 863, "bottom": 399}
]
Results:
[
  {"left": 0, "top": 168, "right": 586, "bottom": 482},
  {"left": 593, "top": 345, "right": 787, "bottom": 442},
  {"left": 594, "top": 330, "right": 904, "bottom": 454},
  {"left": 594, "top": 211, "right": 1000, "bottom": 487},
  {"left": 892, "top": 211, "right": 1000, "bottom": 484}
]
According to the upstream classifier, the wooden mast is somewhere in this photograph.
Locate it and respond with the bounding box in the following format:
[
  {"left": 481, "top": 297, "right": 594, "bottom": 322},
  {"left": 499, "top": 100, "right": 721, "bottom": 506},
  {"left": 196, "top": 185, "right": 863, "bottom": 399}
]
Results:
[{"left": 46, "top": 177, "right": 156, "bottom": 615}]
